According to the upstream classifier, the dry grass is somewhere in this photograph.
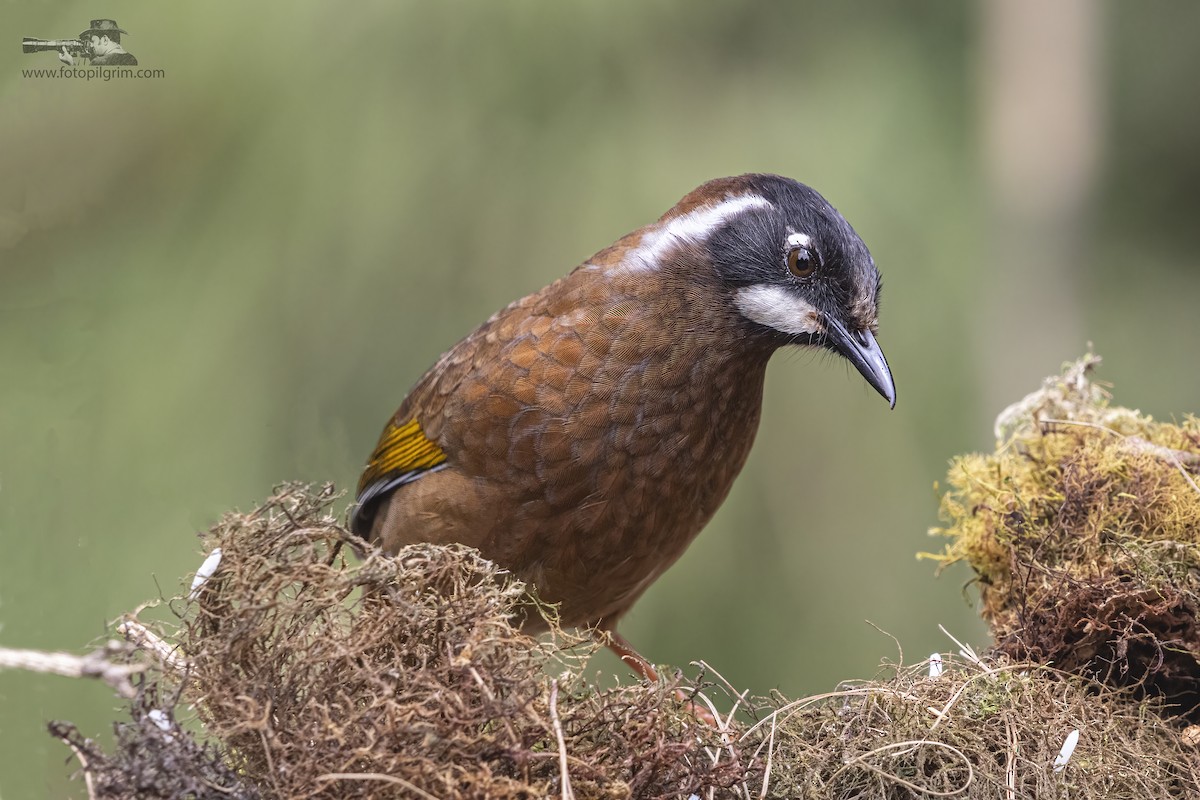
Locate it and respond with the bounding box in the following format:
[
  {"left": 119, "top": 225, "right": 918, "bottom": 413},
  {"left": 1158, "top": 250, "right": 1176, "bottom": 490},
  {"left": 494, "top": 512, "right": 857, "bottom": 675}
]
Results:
[
  {"left": 45, "top": 353, "right": 1200, "bottom": 799},
  {"left": 57, "top": 484, "right": 748, "bottom": 800},
  {"left": 747, "top": 653, "right": 1200, "bottom": 799},
  {"left": 53, "top": 481, "right": 1200, "bottom": 800}
]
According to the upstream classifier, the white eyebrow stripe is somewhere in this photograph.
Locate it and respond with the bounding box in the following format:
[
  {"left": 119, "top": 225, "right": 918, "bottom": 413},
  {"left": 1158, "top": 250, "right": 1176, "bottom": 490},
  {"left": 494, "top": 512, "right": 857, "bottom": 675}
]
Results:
[
  {"left": 786, "top": 231, "right": 814, "bottom": 249},
  {"left": 733, "top": 284, "right": 823, "bottom": 336},
  {"left": 624, "top": 194, "right": 772, "bottom": 272}
]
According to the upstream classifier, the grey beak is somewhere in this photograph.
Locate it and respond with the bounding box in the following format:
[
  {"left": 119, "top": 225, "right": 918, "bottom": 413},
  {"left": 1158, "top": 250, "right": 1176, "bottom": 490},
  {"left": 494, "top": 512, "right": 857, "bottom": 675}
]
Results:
[{"left": 824, "top": 318, "right": 896, "bottom": 409}]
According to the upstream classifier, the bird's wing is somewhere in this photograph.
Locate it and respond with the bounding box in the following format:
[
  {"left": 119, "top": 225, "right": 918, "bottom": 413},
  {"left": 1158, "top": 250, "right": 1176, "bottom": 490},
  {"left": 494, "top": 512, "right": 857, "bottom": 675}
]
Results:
[
  {"left": 349, "top": 290, "right": 545, "bottom": 535},
  {"left": 352, "top": 417, "right": 449, "bottom": 527},
  {"left": 349, "top": 338, "right": 473, "bottom": 537},
  {"left": 350, "top": 277, "right": 596, "bottom": 537}
]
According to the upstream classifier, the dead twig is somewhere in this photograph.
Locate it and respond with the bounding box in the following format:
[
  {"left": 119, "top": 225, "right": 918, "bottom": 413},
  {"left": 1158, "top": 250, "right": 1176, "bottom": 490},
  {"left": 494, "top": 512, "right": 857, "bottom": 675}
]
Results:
[
  {"left": 0, "top": 645, "right": 142, "bottom": 699},
  {"left": 118, "top": 618, "right": 189, "bottom": 673},
  {"left": 49, "top": 724, "right": 99, "bottom": 800},
  {"left": 549, "top": 679, "right": 575, "bottom": 800}
]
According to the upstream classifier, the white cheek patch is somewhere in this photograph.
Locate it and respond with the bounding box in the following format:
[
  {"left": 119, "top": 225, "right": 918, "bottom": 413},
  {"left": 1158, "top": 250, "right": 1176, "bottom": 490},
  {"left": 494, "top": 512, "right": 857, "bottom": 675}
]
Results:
[
  {"left": 733, "top": 284, "right": 823, "bottom": 336},
  {"left": 624, "top": 194, "right": 772, "bottom": 272}
]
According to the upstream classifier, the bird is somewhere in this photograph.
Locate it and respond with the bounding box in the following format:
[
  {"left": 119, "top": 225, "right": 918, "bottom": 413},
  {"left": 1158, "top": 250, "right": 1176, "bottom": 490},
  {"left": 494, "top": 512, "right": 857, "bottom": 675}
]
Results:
[{"left": 351, "top": 173, "right": 894, "bottom": 684}]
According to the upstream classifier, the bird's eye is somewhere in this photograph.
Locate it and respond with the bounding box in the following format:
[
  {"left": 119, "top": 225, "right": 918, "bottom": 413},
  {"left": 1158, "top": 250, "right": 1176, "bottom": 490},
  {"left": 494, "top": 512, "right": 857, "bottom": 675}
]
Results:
[{"left": 787, "top": 246, "right": 818, "bottom": 279}]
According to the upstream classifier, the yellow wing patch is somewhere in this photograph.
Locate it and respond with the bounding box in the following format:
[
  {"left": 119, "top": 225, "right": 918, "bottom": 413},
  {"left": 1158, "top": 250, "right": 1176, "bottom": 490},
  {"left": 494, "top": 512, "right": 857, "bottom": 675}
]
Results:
[{"left": 357, "top": 418, "right": 448, "bottom": 495}]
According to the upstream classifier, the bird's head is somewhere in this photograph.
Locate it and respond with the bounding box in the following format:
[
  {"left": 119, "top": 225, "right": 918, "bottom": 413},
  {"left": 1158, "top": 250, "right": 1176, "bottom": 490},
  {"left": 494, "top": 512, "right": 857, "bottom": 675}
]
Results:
[{"left": 636, "top": 174, "right": 895, "bottom": 408}]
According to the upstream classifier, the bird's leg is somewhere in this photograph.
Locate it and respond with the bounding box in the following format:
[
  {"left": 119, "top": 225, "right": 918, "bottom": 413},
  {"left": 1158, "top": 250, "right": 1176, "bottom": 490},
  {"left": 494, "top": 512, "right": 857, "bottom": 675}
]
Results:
[
  {"left": 595, "top": 626, "right": 717, "bottom": 726},
  {"left": 600, "top": 627, "right": 660, "bottom": 682}
]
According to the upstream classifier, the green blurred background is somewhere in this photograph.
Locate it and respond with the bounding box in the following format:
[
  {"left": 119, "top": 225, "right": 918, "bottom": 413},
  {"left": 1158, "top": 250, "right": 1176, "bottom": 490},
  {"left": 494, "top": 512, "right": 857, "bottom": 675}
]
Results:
[{"left": 2, "top": 2, "right": 1198, "bottom": 796}]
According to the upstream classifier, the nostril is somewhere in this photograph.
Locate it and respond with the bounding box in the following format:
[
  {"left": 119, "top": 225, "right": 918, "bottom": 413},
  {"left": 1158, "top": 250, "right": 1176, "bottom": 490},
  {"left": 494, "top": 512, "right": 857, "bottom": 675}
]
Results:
[{"left": 855, "top": 328, "right": 871, "bottom": 347}]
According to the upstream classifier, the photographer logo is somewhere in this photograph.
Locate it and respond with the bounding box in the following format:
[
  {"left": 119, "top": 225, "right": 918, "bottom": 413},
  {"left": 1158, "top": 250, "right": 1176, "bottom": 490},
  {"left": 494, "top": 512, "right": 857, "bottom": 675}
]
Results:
[{"left": 22, "top": 18, "right": 164, "bottom": 80}]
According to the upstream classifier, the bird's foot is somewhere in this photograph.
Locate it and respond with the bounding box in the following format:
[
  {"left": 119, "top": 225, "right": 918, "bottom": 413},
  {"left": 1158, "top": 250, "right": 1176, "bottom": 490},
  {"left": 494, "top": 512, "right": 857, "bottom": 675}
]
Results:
[
  {"left": 598, "top": 627, "right": 720, "bottom": 727},
  {"left": 675, "top": 690, "right": 719, "bottom": 727}
]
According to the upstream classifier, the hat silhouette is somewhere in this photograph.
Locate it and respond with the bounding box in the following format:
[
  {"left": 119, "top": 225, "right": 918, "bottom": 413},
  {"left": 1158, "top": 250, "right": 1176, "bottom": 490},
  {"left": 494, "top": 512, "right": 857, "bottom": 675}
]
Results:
[{"left": 79, "top": 19, "right": 128, "bottom": 40}]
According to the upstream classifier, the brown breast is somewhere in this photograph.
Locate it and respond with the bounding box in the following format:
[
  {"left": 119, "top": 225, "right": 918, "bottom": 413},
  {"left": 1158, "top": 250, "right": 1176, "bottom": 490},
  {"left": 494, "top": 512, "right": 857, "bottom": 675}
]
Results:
[{"left": 372, "top": 237, "right": 775, "bottom": 627}]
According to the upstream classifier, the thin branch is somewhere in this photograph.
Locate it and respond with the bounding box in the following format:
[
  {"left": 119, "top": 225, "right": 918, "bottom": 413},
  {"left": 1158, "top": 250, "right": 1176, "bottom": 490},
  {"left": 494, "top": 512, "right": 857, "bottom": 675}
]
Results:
[
  {"left": 117, "top": 619, "right": 189, "bottom": 673},
  {"left": 49, "top": 726, "right": 99, "bottom": 800},
  {"left": 549, "top": 679, "right": 575, "bottom": 800},
  {"left": 0, "top": 645, "right": 142, "bottom": 699}
]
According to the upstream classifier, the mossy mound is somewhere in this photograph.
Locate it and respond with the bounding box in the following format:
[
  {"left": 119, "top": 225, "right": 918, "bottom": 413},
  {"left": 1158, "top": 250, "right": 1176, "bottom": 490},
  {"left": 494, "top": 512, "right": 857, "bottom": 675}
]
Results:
[
  {"left": 55, "top": 484, "right": 748, "bottom": 800},
  {"left": 927, "top": 354, "right": 1200, "bottom": 714},
  {"left": 50, "top": 474, "right": 1200, "bottom": 799}
]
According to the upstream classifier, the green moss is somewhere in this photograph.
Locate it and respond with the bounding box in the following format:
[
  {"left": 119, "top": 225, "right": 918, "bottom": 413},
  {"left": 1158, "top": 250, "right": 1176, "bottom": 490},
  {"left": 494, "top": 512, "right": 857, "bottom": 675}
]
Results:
[{"left": 923, "top": 354, "right": 1200, "bottom": 707}]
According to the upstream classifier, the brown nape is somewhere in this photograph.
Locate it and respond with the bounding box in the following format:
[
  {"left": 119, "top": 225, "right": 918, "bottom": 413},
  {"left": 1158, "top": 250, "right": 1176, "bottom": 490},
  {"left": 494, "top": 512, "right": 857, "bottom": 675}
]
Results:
[{"left": 657, "top": 173, "right": 763, "bottom": 221}]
